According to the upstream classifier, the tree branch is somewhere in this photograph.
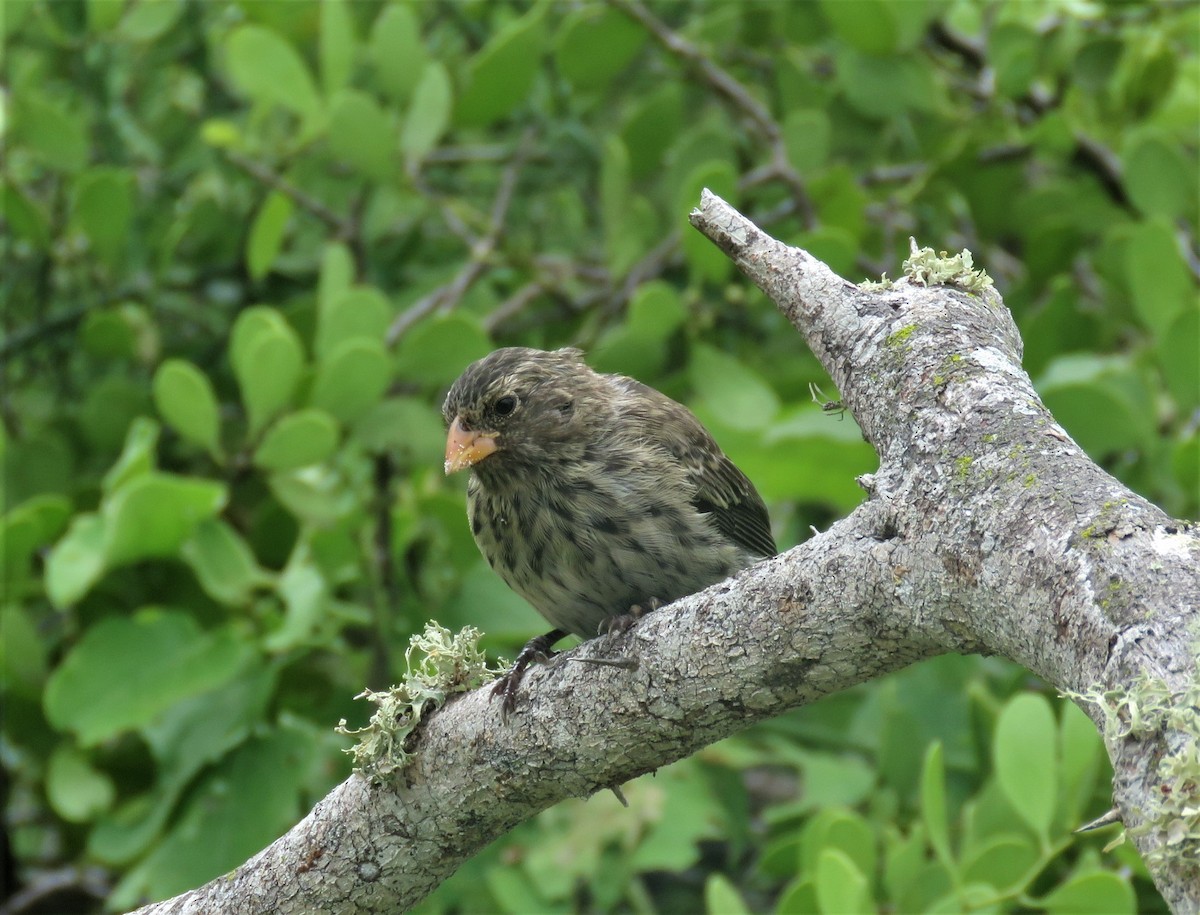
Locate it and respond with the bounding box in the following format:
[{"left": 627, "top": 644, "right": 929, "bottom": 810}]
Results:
[{"left": 133, "top": 193, "right": 1199, "bottom": 915}]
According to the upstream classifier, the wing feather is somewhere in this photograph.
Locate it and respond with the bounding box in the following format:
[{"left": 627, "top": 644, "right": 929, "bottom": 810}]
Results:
[{"left": 611, "top": 376, "right": 777, "bottom": 558}]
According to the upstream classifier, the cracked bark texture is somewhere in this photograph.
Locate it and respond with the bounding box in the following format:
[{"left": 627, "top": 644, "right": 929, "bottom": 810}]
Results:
[{"left": 133, "top": 192, "right": 1199, "bottom": 915}]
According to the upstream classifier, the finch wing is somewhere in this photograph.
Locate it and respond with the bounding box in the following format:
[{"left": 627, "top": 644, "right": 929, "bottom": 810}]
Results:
[{"left": 618, "top": 378, "right": 777, "bottom": 559}]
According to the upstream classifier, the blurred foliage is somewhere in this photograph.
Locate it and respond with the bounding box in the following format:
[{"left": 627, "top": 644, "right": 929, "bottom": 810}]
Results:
[{"left": 1, "top": 0, "right": 1195, "bottom": 911}]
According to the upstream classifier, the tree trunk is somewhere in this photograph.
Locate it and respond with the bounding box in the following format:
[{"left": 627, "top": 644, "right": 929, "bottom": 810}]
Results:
[{"left": 133, "top": 192, "right": 1199, "bottom": 915}]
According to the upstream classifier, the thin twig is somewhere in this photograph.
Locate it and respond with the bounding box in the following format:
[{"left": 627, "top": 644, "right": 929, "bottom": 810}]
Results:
[
  {"left": 483, "top": 279, "right": 550, "bottom": 334},
  {"left": 224, "top": 150, "right": 352, "bottom": 239},
  {"left": 386, "top": 130, "right": 535, "bottom": 346},
  {"left": 607, "top": 0, "right": 815, "bottom": 228}
]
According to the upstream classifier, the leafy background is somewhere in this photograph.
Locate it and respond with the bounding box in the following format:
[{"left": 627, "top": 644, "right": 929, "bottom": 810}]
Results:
[{"left": 2, "top": 0, "right": 1196, "bottom": 912}]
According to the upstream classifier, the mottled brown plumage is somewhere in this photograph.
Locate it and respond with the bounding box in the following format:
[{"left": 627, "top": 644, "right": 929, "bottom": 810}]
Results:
[{"left": 443, "top": 346, "right": 775, "bottom": 715}]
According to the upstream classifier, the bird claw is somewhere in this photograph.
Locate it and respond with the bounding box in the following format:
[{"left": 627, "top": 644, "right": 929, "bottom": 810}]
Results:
[
  {"left": 597, "top": 597, "right": 661, "bottom": 637},
  {"left": 490, "top": 629, "right": 565, "bottom": 722}
]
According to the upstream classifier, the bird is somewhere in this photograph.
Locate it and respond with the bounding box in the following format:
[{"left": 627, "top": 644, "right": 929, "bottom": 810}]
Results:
[{"left": 442, "top": 346, "right": 776, "bottom": 717}]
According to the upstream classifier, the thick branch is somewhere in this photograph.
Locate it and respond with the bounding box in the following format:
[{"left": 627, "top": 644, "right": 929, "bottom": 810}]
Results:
[{"left": 135, "top": 195, "right": 1199, "bottom": 915}]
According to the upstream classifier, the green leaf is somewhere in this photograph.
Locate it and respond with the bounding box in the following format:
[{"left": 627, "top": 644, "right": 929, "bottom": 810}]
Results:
[
  {"left": 762, "top": 754, "right": 876, "bottom": 824},
  {"left": 1037, "top": 355, "right": 1153, "bottom": 458},
  {"left": 883, "top": 823, "right": 928, "bottom": 902},
  {"left": 46, "top": 744, "right": 115, "bottom": 822},
  {"left": 2, "top": 180, "right": 51, "bottom": 249},
  {"left": 89, "top": 664, "right": 278, "bottom": 867},
  {"left": 79, "top": 374, "right": 149, "bottom": 452},
  {"left": 43, "top": 609, "right": 252, "bottom": 745},
  {"left": 72, "top": 167, "right": 134, "bottom": 268},
  {"left": 600, "top": 136, "right": 638, "bottom": 276},
  {"left": 1123, "top": 133, "right": 1197, "bottom": 220},
  {"left": 369, "top": 4, "right": 426, "bottom": 102},
  {"left": 254, "top": 409, "right": 340, "bottom": 472},
  {"left": 797, "top": 227, "right": 858, "bottom": 277},
  {"left": 554, "top": 6, "right": 645, "bottom": 91},
  {"left": 455, "top": 3, "right": 547, "bottom": 127},
  {"left": 310, "top": 339, "right": 390, "bottom": 424},
  {"left": 225, "top": 24, "right": 320, "bottom": 123},
  {"left": 991, "top": 23, "right": 1039, "bottom": 98},
  {"left": 318, "top": 0, "right": 355, "bottom": 95},
  {"left": 231, "top": 308, "right": 306, "bottom": 438},
  {"left": 350, "top": 397, "right": 444, "bottom": 467},
  {"left": 819, "top": 0, "right": 898, "bottom": 54},
  {"left": 920, "top": 742, "right": 953, "bottom": 868},
  {"left": 1158, "top": 308, "right": 1200, "bottom": 414},
  {"left": 621, "top": 83, "right": 683, "bottom": 178},
  {"left": 80, "top": 307, "right": 136, "bottom": 360},
  {"left": 152, "top": 359, "right": 221, "bottom": 456},
  {"left": 109, "top": 728, "right": 312, "bottom": 906},
  {"left": 783, "top": 109, "right": 832, "bottom": 174},
  {"left": 1040, "top": 871, "right": 1135, "bottom": 914},
  {"left": 102, "top": 417, "right": 160, "bottom": 495},
  {"left": 1, "top": 494, "right": 71, "bottom": 594},
  {"left": 704, "top": 874, "right": 751, "bottom": 915},
  {"left": 318, "top": 242, "right": 356, "bottom": 316},
  {"left": 961, "top": 835, "right": 1039, "bottom": 894},
  {"left": 101, "top": 473, "right": 228, "bottom": 567},
  {"left": 1059, "top": 700, "right": 1103, "bottom": 829},
  {"left": 1172, "top": 431, "right": 1199, "bottom": 508},
  {"left": 316, "top": 286, "right": 391, "bottom": 360},
  {"left": 11, "top": 93, "right": 89, "bottom": 173},
  {"left": 328, "top": 90, "right": 394, "bottom": 181},
  {"left": 265, "top": 546, "right": 329, "bottom": 652},
  {"left": 689, "top": 344, "right": 780, "bottom": 432},
  {"left": 118, "top": 0, "right": 183, "bottom": 42},
  {"left": 246, "top": 190, "right": 293, "bottom": 281},
  {"left": 815, "top": 848, "right": 872, "bottom": 914},
  {"left": 1124, "top": 218, "right": 1192, "bottom": 339},
  {"left": 394, "top": 313, "right": 493, "bottom": 387},
  {"left": 86, "top": 0, "right": 123, "bottom": 31},
  {"left": 44, "top": 514, "right": 106, "bottom": 608},
  {"left": 801, "top": 808, "right": 877, "bottom": 880},
  {"left": 401, "top": 61, "right": 452, "bottom": 160},
  {"left": 592, "top": 281, "right": 687, "bottom": 378},
  {"left": 836, "top": 47, "right": 941, "bottom": 119},
  {"left": 268, "top": 466, "right": 351, "bottom": 526},
  {"left": 774, "top": 877, "right": 818, "bottom": 915},
  {"left": 180, "top": 518, "right": 271, "bottom": 607},
  {"left": 994, "top": 693, "right": 1057, "bottom": 841},
  {"left": 0, "top": 605, "right": 49, "bottom": 696}
]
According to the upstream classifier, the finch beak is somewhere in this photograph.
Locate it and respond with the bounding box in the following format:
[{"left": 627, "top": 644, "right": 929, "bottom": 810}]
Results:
[{"left": 444, "top": 416, "right": 498, "bottom": 474}]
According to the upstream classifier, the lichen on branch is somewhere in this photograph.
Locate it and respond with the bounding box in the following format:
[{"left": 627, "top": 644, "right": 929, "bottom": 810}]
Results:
[{"left": 336, "top": 622, "right": 502, "bottom": 781}]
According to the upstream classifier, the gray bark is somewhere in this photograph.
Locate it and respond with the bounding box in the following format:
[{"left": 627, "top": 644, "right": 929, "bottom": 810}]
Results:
[{"left": 133, "top": 192, "right": 1199, "bottom": 915}]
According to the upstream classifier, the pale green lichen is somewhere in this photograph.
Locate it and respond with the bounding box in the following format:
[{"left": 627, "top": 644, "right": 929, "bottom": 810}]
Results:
[
  {"left": 336, "top": 622, "right": 501, "bottom": 781},
  {"left": 860, "top": 273, "right": 894, "bottom": 291},
  {"left": 1067, "top": 673, "right": 1200, "bottom": 865},
  {"left": 954, "top": 455, "right": 974, "bottom": 479},
  {"left": 886, "top": 323, "right": 918, "bottom": 347},
  {"left": 903, "top": 243, "right": 994, "bottom": 295}
]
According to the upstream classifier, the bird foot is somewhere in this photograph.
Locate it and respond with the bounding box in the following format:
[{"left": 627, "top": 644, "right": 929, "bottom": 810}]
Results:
[
  {"left": 597, "top": 597, "right": 662, "bottom": 637},
  {"left": 491, "top": 628, "right": 565, "bottom": 721}
]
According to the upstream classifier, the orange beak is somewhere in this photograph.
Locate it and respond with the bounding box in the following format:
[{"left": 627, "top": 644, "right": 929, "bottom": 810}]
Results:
[{"left": 444, "top": 416, "right": 498, "bottom": 474}]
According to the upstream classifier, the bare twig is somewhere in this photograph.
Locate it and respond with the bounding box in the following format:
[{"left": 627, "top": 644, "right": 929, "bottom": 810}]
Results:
[
  {"left": 608, "top": 0, "right": 816, "bottom": 229},
  {"left": 386, "top": 131, "right": 535, "bottom": 346},
  {"left": 224, "top": 150, "right": 352, "bottom": 239}
]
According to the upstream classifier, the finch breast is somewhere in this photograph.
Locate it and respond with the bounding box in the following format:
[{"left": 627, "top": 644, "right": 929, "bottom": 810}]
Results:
[{"left": 467, "top": 458, "right": 751, "bottom": 639}]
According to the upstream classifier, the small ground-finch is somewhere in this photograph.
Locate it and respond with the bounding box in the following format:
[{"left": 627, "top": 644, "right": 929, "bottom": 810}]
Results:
[{"left": 443, "top": 346, "right": 776, "bottom": 715}]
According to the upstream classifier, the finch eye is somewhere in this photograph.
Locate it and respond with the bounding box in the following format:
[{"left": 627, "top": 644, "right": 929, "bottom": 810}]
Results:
[{"left": 494, "top": 395, "right": 518, "bottom": 416}]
